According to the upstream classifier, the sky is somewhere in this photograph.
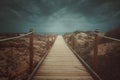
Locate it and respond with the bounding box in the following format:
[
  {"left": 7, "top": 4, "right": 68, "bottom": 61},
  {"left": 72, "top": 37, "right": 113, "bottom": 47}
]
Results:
[{"left": 0, "top": 0, "right": 120, "bottom": 34}]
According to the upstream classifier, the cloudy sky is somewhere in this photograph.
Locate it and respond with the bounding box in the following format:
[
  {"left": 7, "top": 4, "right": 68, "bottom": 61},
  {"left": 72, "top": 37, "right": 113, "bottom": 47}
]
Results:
[{"left": 0, "top": 0, "right": 120, "bottom": 33}]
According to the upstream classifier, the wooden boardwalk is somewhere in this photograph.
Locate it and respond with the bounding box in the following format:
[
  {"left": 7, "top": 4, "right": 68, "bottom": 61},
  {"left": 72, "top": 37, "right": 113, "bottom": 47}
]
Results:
[{"left": 33, "top": 36, "right": 94, "bottom": 80}]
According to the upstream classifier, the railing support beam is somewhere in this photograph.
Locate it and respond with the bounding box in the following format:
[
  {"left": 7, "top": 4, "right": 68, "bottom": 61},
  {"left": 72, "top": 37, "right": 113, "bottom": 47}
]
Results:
[
  {"left": 72, "top": 36, "right": 75, "bottom": 50},
  {"left": 29, "top": 28, "right": 34, "bottom": 73},
  {"left": 93, "top": 29, "right": 99, "bottom": 70}
]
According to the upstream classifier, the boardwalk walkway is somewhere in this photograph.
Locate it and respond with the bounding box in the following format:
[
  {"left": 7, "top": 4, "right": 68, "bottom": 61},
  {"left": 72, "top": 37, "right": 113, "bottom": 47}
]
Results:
[{"left": 33, "top": 36, "right": 94, "bottom": 80}]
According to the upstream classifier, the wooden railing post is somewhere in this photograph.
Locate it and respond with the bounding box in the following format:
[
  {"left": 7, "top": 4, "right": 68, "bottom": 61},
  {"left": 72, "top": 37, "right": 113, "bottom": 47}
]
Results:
[
  {"left": 47, "top": 35, "right": 50, "bottom": 50},
  {"left": 72, "top": 36, "right": 75, "bottom": 50},
  {"left": 93, "top": 29, "right": 99, "bottom": 70},
  {"left": 48, "top": 35, "right": 49, "bottom": 41},
  {"left": 66, "top": 38, "right": 67, "bottom": 42},
  {"left": 29, "top": 28, "right": 33, "bottom": 73},
  {"left": 52, "top": 35, "right": 54, "bottom": 42},
  {"left": 46, "top": 34, "right": 47, "bottom": 41}
]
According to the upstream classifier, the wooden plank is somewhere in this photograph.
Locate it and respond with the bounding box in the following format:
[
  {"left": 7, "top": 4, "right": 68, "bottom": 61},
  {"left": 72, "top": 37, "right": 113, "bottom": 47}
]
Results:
[
  {"left": 33, "top": 76, "right": 93, "bottom": 80},
  {"left": 39, "top": 67, "right": 86, "bottom": 71},
  {"left": 29, "top": 29, "right": 34, "bottom": 73},
  {"left": 37, "top": 69, "right": 87, "bottom": 73},
  {"left": 39, "top": 65, "right": 85, "bottom": 69},
  {"left": 93, "top": 30, "right": 99, "bottom": 70},
  {"left": 35, "top": 72, "right": 90, "bottom": 76}
]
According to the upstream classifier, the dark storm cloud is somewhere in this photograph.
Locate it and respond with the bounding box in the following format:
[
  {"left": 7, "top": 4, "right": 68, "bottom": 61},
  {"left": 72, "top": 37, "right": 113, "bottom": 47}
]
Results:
[{"left": 0, "top": 0, "right": 120, "bottom": 33}]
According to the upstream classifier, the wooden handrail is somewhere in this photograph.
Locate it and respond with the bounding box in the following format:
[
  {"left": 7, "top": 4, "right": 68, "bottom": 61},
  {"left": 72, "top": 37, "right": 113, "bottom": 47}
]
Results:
[
  {"left": 62, "top": 35, "right": 102, "bottom": 80},
  {"left": 29, "top": 29, "right": 34, "bottom": 73},
  {"left": 72, "top": 36, "right": 75, "bottom": 50},
  {"left": 93, "top": 30, "right": 99, "bottom": 70},
  {"left": 0, "top": 28, "right": 34, "bottom": 73},
  {"left": 93, "top": 29, "right": 120, "bottom": 70},
  {"left": 27, "top": 34, "right": 57, "bottom": 80}
]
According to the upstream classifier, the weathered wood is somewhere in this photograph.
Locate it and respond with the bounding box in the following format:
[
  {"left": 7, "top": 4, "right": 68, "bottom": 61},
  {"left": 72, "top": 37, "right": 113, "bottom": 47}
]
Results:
[
  {"left": 93, "top": 30, "right": 99, "bottom": 70},
  {"left": 29, "top": 28, "right": 34, "bottom": 73},
  {"left": 47, "top": 35, "right": 50, "bottom": 50},
  {"left": 51, "top": 35, "right": 54, "bottom": 42},
  {"left": 33, "top": 36, "right": 93, "bottom": 80}
]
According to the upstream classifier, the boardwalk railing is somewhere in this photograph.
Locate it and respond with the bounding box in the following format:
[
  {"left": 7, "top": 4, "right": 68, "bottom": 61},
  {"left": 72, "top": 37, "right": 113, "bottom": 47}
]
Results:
[
  {"left": 93, "top": 30, "right": 120, "bottom": 70},
  {"left": 27, "top": 34, "right": 57, "bottom": 80},
  {"left": 63, "top": 30, "right": 120, "bottom": 70},
  {"left": 63, "top": 30, "right": 120, "bottom": 80},
  {"left": 0, "top": 29, "right": 57, "bottom": 80},
  {"left": 63, "top": 35, "right": 102, "bottom": 80},
  {"left": 0, "top": 29, "right": 34, "bottom": 73}
]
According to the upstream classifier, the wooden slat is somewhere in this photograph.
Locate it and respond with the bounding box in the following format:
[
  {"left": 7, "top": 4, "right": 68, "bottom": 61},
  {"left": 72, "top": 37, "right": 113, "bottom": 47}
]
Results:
[
  {"left": 33, "top": 36, "right": 94, "bottom": 80},
  {"left": 33, "top": 76, "right": 93, "bottom": 80}
]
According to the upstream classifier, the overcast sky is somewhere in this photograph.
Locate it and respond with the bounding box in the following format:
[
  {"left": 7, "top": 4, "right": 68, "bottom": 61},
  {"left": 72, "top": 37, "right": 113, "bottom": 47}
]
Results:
[{"left": 0, "top": 0, "right": 120, "bottom": 33}]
